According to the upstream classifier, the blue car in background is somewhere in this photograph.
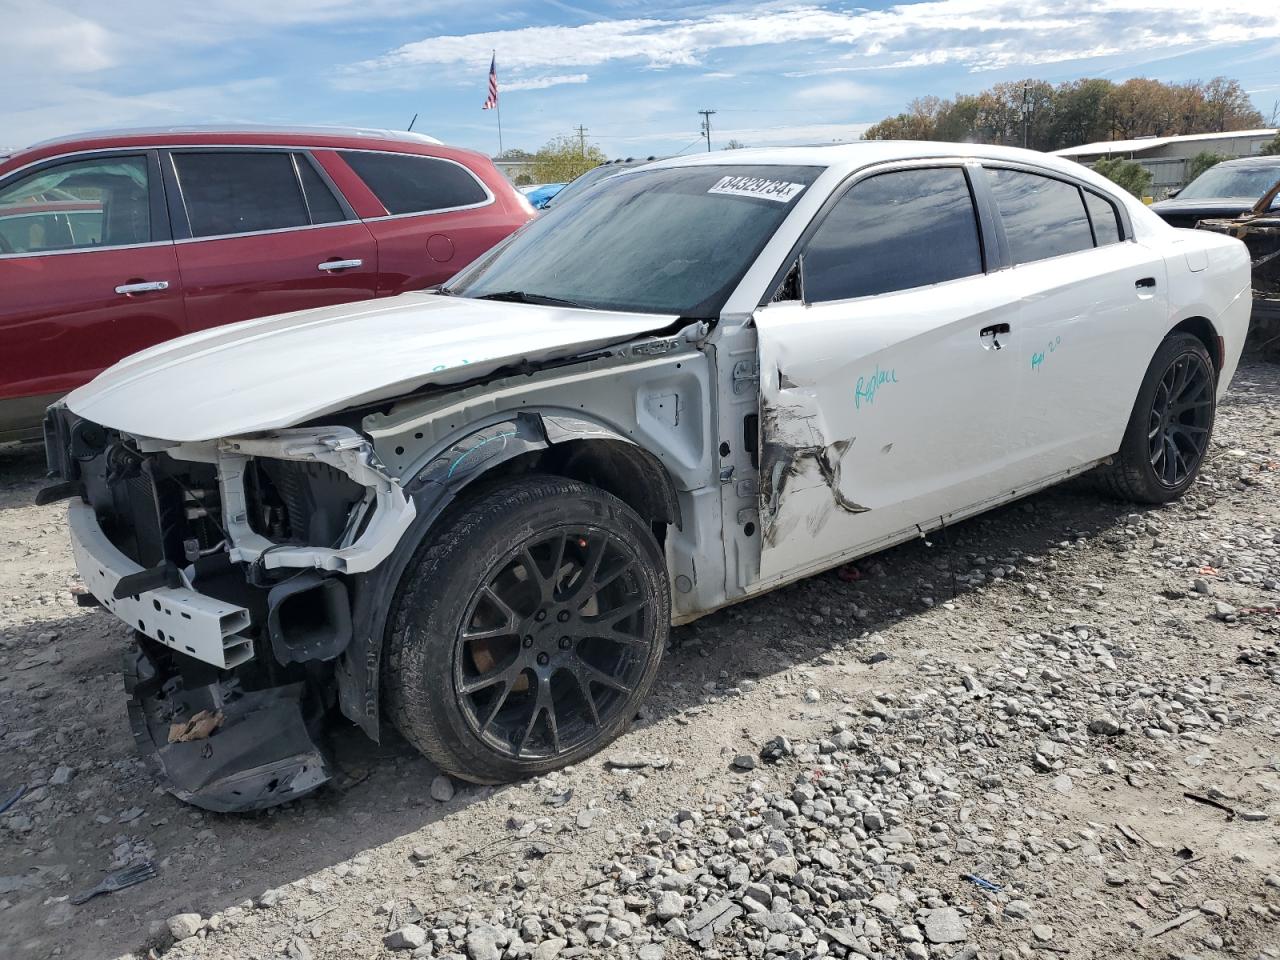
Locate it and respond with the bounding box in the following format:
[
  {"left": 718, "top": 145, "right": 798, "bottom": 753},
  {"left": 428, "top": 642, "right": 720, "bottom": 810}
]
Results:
[{"left": 518, "top": 182, "right": 566, "bottom": 209}]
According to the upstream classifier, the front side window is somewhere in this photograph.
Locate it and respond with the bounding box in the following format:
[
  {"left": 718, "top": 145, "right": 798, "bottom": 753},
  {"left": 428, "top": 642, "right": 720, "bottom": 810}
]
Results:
[
  {"left": 0, "top": 155, "right": 149, "bottom": 254},
  {"left": 986, "top": 168, "right": 1094, "bottom": 264},
  {"left": 447, "top": 164, "right": 821, "bottom": 317},
  {"left": 340, "top": 152, "right": 489, "bottom": 215},
  {"left": 173, "top": 152, "right": 311, "bottom": 239},
  {"left": 802, "top": 167, "right": 984, "bottom": 303}
]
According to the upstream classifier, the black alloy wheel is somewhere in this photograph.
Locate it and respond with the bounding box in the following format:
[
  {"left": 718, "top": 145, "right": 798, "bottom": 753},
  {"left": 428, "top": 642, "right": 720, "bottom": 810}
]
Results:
[
  {"left": 454, "top": 527, "right": 656, "bottom": 760},
  {"left": 383, "top": 475, "right": 669, "bottom": 783},
  {"left": 1099, "top": 332, "right": 1216, "bottom": 504},
  {"left": 1147, "top": 351, "right": 1213, "bottom": 489}
]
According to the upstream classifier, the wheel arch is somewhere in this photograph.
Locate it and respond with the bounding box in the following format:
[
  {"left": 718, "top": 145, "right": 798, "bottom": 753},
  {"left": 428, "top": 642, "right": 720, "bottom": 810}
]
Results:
[
  {"left": 1169, "top": 315, "right": 1223, "bottom": 373},
  {"left": 336, "top": 409, "right": 681, "bottom": 742}
]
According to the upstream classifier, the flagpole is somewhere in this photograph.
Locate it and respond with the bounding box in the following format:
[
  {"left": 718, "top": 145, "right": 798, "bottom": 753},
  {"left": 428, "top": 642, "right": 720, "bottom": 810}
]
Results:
[{"left": 494, "top": 49, "right": 504, "bottom": 157}]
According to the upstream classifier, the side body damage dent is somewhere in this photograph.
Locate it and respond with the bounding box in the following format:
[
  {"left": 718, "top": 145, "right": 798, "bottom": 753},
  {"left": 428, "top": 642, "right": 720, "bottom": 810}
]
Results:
[
  {"left": 758, "top": 394, "right": 868, "bottom": 551},
  {"left": 335, "top": 343, "right": 717, "bottom": 740}
]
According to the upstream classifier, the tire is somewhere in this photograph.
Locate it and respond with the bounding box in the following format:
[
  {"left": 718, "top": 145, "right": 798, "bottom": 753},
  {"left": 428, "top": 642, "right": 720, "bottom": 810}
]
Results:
[
  {"left": 1098, "top": 332, "right": 1216, "bottom": 504},
  {"left": 383, "top": 475, "right": 670, "bottom": 784}
]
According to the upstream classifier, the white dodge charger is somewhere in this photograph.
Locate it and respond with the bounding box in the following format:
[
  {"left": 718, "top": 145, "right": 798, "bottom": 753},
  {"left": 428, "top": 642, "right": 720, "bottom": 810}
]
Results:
[{"left": 42, "top": 143, "right": 1252, "bottom": 811}]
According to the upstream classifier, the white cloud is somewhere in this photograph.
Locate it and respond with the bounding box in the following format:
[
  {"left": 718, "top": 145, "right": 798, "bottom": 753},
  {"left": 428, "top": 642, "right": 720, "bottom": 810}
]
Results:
[
  {"left": 792, "top": 80, "right": 881, "bottom": 105},
  {"left": 504, "top": 74, "right": 590, "bottom": 92},
  {"left": 346, "top": 0, "right": 1280, "bottom": 87}
]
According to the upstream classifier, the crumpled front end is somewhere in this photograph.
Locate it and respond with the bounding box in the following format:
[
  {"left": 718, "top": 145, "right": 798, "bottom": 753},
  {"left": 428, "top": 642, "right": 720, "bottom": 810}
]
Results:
[
  {"left": 42, "top": 407, "right": 415, "bottom": 811},
  {"left": 125, "top": 643, "right": 330, "bottom": 813}
]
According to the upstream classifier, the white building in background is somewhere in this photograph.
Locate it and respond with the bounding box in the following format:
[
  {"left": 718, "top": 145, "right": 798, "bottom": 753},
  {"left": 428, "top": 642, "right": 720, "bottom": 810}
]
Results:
[{"left": 1053, "top": 128, "right": 1278, "bottom": 197}]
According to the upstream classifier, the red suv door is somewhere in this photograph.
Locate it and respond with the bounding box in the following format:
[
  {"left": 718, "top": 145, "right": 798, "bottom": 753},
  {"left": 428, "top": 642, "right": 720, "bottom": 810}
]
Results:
[
  {"left": 321, "top": 150, "right": 516, "bottom": 295},
  {"left": 0, "top": 151, "right": 184, "bottom": 440},
  {"left": 164, "top": 149, "right": 379, "bottom": 330}
]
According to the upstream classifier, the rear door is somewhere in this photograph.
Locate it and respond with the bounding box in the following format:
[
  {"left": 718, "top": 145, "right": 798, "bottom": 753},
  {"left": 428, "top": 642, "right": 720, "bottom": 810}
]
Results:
[
  {"left": 0, "top": 151, "right": 183, "bottom": 432},
  {"left": 753, "top": 163, "right": 1025, "bottom": 581},
  {"left": 327, "top": 150, "right": 507, "bottom": 294},
  {"left": 165, "top": 149, "right": 378, "bottom": 331},
  {"left": 980, "top": 165, "right": 1168, "bottom": 474}
]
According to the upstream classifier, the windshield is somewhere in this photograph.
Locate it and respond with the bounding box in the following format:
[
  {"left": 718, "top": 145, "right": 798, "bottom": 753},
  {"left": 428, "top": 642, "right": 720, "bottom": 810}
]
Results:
[
  {"left": 1179, "top": 163, "right": 1280, "bottom": 200},
  {"left": 447, "top": 164, "right": 820, "bottom": 317}
]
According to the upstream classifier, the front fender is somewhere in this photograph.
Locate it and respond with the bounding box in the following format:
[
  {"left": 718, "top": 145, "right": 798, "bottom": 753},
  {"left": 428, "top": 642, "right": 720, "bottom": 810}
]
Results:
[{"left": 335, "top": 410, "right": 680, "bottom": 741}]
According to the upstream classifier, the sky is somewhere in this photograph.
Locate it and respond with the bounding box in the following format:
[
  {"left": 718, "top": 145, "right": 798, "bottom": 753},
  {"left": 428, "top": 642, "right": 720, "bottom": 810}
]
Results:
[{"left": 3, "top": 0, "right": 1280, "bottom": 158}]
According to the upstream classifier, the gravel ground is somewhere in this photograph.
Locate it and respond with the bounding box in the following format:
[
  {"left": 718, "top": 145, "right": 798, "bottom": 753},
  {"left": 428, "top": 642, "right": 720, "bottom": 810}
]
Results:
[{"left": 2, "top": 358, "right": 1279, "bottom": 960}]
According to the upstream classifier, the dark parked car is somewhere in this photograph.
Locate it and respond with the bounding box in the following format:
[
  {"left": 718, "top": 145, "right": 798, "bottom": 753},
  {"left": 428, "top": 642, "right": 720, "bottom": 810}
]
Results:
[
  {"left": 0, "top": 125, "right": 535, "bottom": 441},
  {"left": 1197, "top": 177, "right": 1280, "bottom": 329},
  {"left": 1151, "top": 155, "right": 1280, "bottom": 228}
]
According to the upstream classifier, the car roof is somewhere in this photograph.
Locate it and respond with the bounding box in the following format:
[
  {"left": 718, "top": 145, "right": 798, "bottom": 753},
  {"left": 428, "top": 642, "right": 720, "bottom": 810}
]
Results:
[
  {"left": 22, "top": 124, "right": 443, "bottom": 151},
  {"left": 0, "top": 124, "right": 497, "bottom": 175},
  {"left": 1202, "top": 155, "right": 1280, "bottom": 169},
  {"left": 648, "top": 140, "right": 1097, "bottom": 178}
]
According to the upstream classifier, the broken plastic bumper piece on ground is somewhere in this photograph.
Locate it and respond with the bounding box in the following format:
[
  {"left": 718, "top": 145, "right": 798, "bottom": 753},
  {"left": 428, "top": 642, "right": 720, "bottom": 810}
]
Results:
[{"left": 125, "top": 641, "right": 332, "bottom": 813}]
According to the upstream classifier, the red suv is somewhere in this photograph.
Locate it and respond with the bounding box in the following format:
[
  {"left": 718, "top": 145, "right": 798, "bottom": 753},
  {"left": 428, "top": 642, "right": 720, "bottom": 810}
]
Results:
[{"left": 0, "top": 126, "right": 534, "bottom": 441}]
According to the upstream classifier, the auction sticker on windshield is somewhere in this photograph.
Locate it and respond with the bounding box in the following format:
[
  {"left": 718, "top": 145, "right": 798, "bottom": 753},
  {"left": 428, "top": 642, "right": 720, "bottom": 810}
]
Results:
[{"left": 708, "top": 175, "right": 806, "bottom": 203}]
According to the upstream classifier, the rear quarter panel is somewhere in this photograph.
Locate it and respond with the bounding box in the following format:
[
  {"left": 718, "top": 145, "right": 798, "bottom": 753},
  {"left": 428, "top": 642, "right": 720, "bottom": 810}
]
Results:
[{"left": 1162, "top": 228, "right": 1253, "bottom": 397}]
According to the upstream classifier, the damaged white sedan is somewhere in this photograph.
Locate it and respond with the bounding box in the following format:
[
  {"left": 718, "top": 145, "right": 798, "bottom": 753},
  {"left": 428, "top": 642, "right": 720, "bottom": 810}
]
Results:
[{"left": 42, "top": 143, "right": 1252, "bottom": 811}]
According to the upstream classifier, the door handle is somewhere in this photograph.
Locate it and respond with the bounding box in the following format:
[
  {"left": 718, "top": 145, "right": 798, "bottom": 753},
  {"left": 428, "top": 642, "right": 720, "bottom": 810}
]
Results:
[
  {"left": 979, "top": 322, "right": 1011, "bottom": 350},
  {"left": 115, "top": 281, "right": 169, "bottom": 295},
  {"left": 317, "top": 259, "right": 363, "bottom": 272},
  {"left": 1135, "top": 276, "right": 1156, "bottom": 289}
]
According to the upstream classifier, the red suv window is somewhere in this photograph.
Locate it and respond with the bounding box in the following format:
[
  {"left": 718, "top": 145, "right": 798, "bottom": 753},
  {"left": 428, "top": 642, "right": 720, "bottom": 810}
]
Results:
[
  {"left": 340, "top": 151, "right": 489, "bottom": 215},
  {"left": 173, "top": 151, "right": 346, "bottom": 238}
]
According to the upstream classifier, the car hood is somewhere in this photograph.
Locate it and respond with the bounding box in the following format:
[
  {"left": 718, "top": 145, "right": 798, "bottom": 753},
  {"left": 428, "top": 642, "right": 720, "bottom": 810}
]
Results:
[
  {"left": 65, "top": 292, "right": 677, "bottom": 442},
  {"left": 1150, "top": 197, "right": 1256, "bottom": 218}
]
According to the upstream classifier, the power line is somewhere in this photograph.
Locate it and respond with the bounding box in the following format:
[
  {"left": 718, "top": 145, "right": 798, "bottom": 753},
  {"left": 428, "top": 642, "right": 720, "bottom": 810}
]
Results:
[
  {"left": 698, "top": 109, "right": 716, "bottom": 152},
  {"left": 671, "top": 136, "right": 708, "bottom": 156}
]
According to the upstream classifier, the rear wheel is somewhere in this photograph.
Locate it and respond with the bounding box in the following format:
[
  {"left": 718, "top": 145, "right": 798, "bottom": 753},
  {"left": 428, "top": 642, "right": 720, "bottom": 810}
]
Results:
[
  {"left": 1098, "top": 332, "right": 1215, "bottom": 504},
  {"left": 383, "top": 476, "right": 669, "bottom": 783}
]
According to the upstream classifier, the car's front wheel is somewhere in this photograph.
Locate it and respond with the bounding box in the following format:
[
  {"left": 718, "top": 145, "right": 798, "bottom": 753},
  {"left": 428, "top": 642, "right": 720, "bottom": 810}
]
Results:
[
  {"left": 383, "top": 475, "right": 669, "bottom": 783},
  {"left": 1099, "top": 332, "right": 1216, "bottom": 504}
]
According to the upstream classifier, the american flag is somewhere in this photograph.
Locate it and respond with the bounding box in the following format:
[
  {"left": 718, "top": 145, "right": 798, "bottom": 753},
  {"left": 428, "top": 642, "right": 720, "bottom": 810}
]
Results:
[{"left": 482, "top": 53, "right": 498, "bottom": 110}]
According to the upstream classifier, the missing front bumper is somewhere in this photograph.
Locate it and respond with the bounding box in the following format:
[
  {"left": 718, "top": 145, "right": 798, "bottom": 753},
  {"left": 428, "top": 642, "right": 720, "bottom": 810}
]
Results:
[{"left": 125, "top": 642, "right": 332, "bottom": 813}]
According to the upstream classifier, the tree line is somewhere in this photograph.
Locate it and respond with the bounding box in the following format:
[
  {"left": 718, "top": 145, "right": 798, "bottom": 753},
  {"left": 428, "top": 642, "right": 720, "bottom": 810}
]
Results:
[{"left": 863, "top": 77, "right": 1267, "bottom": 151}]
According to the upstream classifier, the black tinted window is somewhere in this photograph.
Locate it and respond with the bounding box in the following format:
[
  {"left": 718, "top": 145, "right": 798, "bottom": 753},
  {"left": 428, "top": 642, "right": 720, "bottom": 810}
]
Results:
[
  {"left": 0, "top": 155, "right": 149, "bottom": 254},
  {"left": 1084, "top": 190, "right": 1122, "bottom": 246},
  {"left": 297, "top": 155, "right": 345, "bottom": 224},
  {"left": 987, "top": 168, "right": 1093, "bottom": 264},
  {"left": 802, "top": 167, "right": 983, "bottom": 302},
  {"left": 341, "top": 152, "right": 488, "bottom": 215},
  {"left": 175, "top": 152, "right": 310, "bottom": 238}
]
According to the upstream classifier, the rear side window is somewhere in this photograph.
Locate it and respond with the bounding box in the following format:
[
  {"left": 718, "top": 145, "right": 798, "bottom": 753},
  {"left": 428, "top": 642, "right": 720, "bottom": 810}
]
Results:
[
  {"left": 174, "top": 152, "right": 310, "bottom": 238},
  {"left": 803, "top": 167, "right": 984, "bottom": 302},
  {"left": 986, "top": 168, "right": 1094, "bottom": 264},
  {"left": 1084, "top": 190, "right": 1122, "bottom": 246},
  {"left": 0, "top": 155, "right": 150, "bottom": 254},
  {"left": 297, "top": 156, "right": 345, "bottom": 225},
  {"left": 341, "top": 151, "right": 489, "bottom": 215}
]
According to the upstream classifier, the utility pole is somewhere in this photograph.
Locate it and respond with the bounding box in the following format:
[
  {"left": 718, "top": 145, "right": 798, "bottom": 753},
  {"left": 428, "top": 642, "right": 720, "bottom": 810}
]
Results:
[
  {"left": 575, "top": 124, "right": 588, "bottom": 158},
  {"left": 1021, "top": 82, "right": 1030, "bottom": 149},
  {"left": 698, "top": 109, "right": 716, "bottom": 152}
]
